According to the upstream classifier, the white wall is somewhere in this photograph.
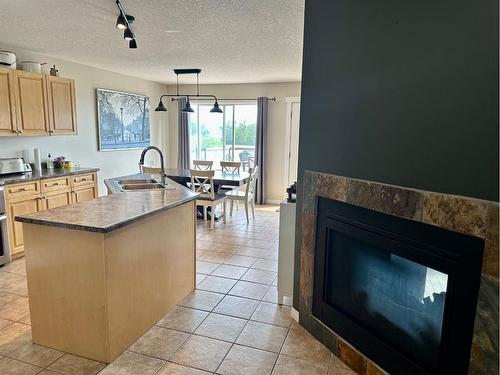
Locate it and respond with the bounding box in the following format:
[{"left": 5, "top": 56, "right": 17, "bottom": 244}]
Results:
[
  {"left": 164, "top": 82, "right": 301, "bottom": 203},
  {"left": 0, "top": 48, "right": 168, "bottom": 194}
]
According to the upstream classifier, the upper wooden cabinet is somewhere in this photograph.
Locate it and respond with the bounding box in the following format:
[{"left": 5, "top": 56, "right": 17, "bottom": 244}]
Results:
[
  {"left": 13, "top": 70, "right": 50, "bottom": 136},
  {"left": 0, "top": 68, "right": 17, "bottom": 136},
  {"left": 0, "top": 67, "right": 77, "bottom": 137},
  {"left": 47, "top": 76, "right": 77, "bottom": 135}
]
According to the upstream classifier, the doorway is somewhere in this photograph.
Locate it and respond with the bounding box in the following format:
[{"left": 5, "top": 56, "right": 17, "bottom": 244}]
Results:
[{"left": 284, "top": 97, "right": 301, "bottom": 197}]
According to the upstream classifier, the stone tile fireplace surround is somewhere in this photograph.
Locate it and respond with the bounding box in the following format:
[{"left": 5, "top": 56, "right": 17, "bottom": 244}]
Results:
[{"left": 298, "top": 170, "right": 499, "bottom": 375}]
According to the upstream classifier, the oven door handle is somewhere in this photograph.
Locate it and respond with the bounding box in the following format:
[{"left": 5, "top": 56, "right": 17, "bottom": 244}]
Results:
[{"left": 0, "top": 214, "right": 7, "bottom": 222}]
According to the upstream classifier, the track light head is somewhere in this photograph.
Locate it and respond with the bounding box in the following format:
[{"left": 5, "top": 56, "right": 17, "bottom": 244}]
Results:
[
  {"left": 129, "top": 39, "right": 137, "bottom": 49},
  {"left": 124, "top": 28, "right": 134, "bottom": 40},
  {"left": 116, "top": 13, "right": 127, "bottom": 29}
]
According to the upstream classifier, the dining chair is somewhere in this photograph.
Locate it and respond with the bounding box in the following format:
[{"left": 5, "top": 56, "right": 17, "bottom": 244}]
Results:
[
  {"left": 193, "top": 160, "right": 214, "bottom": 171},
  {"left": 190, "top": 169, "right": 226, "bottom": 228},
  {"left": 225, "top": 166, "right": 259, "bottom": 223},
  {"left": 219, "top": 161, "right": 242, "bottom": 193}
]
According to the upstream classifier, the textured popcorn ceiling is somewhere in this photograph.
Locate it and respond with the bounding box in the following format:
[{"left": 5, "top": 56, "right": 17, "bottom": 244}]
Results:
[{"left": 0, "top": 0, "right": 304, "bottom": 84}]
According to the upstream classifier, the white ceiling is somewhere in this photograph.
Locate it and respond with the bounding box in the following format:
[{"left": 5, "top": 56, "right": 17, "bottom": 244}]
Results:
[{"left": 0, "top": 0, "right": 305, "bottom": 84}]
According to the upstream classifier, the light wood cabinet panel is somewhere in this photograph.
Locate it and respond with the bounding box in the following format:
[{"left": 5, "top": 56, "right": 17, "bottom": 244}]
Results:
[
  {"left": 72, "top": 185, "right": 97, "bottom": 204},
  {"left": 7, "top": 195, "right": 43, "bottom": 256},
  {"left": 47, "top": 76, "right": 77, "bottom": 135},
  {"left": 0, "top": 67, "right": 17, "bottom": 135},
  {"left": 13, "top": 71, "right": 50, "bottom": 136},
  {"left": 44, "top": 191, "right": 72, "bottom": 210},
  {"left": 5, "top": 181, "right": 41, "bottom": 201}
]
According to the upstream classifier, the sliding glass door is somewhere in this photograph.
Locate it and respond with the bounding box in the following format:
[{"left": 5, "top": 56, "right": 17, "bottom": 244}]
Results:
[{"left": 189, "top": 103, "right": 257, "bottom": 169}]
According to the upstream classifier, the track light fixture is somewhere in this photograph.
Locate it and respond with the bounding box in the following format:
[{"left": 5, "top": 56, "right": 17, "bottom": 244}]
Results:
[
  {"left": 115, "top": 0, "right": 137, "bottom": 49},
  {"left": 154, "top": 69, "right": 222, "bottom": 115}
]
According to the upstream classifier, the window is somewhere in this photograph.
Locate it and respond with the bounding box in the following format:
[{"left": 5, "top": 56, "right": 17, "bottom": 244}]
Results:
[{"left": 189, "top": 103, "right": 257, "bottom": 168}]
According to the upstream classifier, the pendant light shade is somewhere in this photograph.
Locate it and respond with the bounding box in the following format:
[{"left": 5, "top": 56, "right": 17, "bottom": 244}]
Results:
[
  {"left": 124, "top": 28, "right": 134, "bottom": 40},
  {"left": 182, "top": 100, "right": 195, "bottom": 113},
  {"left": 116, "top": 13, "right": 127, "bottom": 29},
  {"left": 210, "top": 100, "right": 223, "bottom": 113},
  {"left": 129, "top": 39, "right": 137, "bottom": 49},
  {"left": 154, "top": 100, "right": 167, "bottom": 112}
]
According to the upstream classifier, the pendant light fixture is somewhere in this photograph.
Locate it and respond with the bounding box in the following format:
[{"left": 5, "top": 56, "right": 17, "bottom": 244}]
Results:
[
  {"left": 154, "top": 69, "right": 223, "bottom": 115},
  {"left": 115, "top": 0, "right": 137, "bottom": 49}
]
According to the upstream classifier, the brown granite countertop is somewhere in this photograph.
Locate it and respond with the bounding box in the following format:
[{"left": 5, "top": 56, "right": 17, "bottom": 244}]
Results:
[
  {"left": 15, "top": 176, "right": 198, "bottom": 233},
  {"left": 0, "top": 167, "right": 100, "bottom": 185}
]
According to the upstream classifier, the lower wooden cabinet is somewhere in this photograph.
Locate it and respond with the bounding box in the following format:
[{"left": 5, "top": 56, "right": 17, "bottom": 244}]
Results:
[{"left": 5, "top": 173, "right": 98, "bottom": 258}]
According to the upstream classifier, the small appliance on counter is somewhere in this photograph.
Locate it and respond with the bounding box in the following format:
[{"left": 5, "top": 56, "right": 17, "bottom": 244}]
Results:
[
  {"left": 0, "top": 157, "right": 32, "bottom": 176},
  {"left": 0, "top": 50, "right": 16, "bottom": 69},
  {"left": 286, "top": 182, "right": 297, "bottom": 203},
  {"left": 20, "top": 61, "right": 46, "bottom": 73}
]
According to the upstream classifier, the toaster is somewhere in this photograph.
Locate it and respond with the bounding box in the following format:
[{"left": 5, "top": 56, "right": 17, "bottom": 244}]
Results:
[{"left": 0, "top": 50, "right": 16, "bottom": 69}]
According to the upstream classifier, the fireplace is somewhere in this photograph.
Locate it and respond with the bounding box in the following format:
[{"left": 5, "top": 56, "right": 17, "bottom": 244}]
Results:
[{"left": 312, "top": 197, "right": 484, "bottom": 375}]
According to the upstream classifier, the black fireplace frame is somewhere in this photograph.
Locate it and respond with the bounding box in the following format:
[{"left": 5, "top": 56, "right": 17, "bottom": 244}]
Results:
[{"left": 312, "top": 197, "right": 484, "bottom": 375}]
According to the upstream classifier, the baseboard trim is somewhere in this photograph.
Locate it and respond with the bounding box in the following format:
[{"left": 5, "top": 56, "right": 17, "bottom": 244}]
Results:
[
  {"left": 265, "top": 199, "right": 283, "bottom": 205},
  {"left": 291, "top": 307, "right": 299, "bottom": 322}
]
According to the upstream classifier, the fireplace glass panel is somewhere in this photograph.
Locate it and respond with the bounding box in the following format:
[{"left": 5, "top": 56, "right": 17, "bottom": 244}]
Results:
[{"left": 325, "top": 229, "right": 447, "bottom": 370}]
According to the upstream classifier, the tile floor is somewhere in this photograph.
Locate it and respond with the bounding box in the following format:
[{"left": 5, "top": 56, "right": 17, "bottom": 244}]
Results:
[{"left": 0, "top": 205, "right": 356, "bottom": 375}]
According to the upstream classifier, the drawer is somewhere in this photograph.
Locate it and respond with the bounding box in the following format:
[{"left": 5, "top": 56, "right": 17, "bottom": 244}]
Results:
[
  {"left": 71, "top": 173, "right": 96, "bottom": 188},
  {"left": 42, "top": 177, "right": 71, "bottom": 193},
  {"left": 5, "top": 181, "right": 41, "bottom": 200}
]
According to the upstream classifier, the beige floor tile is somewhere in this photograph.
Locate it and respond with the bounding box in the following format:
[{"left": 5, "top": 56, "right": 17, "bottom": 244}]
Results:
[
  {"left": 0, "top": 273, "right": 28, "bottom": 296},
  {"left": 0, "top": 292, "right": 19, "bottom": 308},
  {"left": 0, "top": 318, "right": 12, "bottom": 330},
  {"left": 228, "top": 280, "right": 269, "bottom": 300},
  {"left": 198, "top": 252, "right": 232, "bottom": 263},
  {"left": 0, "top": 356, "right": 42, "bottom": 375},
  {"left": 197, "top": 276, "right": 237, "bottom": 294},
  {"left": 280, "top": 327, "right": 331, "bottom": 364},
  {"left": 251, "top": 259, "right": 278, "bottom": 272},
  {"left": 245, "top": 239, "right": 278, "bottom": 250},
  {"left": 47, "top": 353, "right": 105, "bottom": 375},
  {"left": 196, "top": 240, "right": 219, "bottom": 251},
  {"left": 38, "top": 370, "right": 62, "bottom": 375},
  {"left": 272, "top": 354, "right": 329, "bottom": 375},
  {"left": 157, "top": 362, "right": 211, "bottom": 374},
  {"left": 196, "top": 274, "right": 207, "bottom": 285},
  {"left": 170, "top": 335, "right": 231, "bottom": 372},
  {"left": 0, "top": 297, "right": 30, "bottom": 321},
  {"left": 235, "top": 247, "right": 265, "bottom": 257},
  {"left": 9, "top": 342, "right": 64, "bottom": 367},
  {"left": 328, "top": 354, "right": 357, "bottom": 375},
  {"left": 224, "top": 255, "right": 259, "bottom": 268},
  {"left": 262, "top": 287, "right": 279, "bottom": 304},
  {"left": 0, "top": 259, "right": 26, "bottom": 276},
  {"left": 211, "top": 264, "right": 248, "bottom": 279},
  {"left": 213, "top": 295, "right": 259, "bottom": 319},
  {"left": 196, "top": 261, "right": 220, "bottom": 274},
  {"left": 241, "top": 269, "right": 277, "bottom": 285},
  {"left": 0, "top": 322, "right": 32, "bottom": 355},
  {"left": 259, "top": 249, "right": 279, "bottom": 260},
  {"left": 194, "top": 313, "right": 246, "bottom": 342},
  {"left": 236, "top": 321, "right": 287, "bottom": 353},
  {"left": 128, "top": 326, "right": 189, "bottom": 360},
  {"left": 251, "top": 302, "right": 292, "bottom": 328},
  {"left": 99, "top": 351, "right": 165, "bottom": 375},
  {"left": 178, "top": 290, "right": 224, "bottom": 311},
  {"left": 156, "top": 306, "right": 209, "bottom": 333},
  {"left": 217, "top": 344, "right": 277, "bottom": 375}
]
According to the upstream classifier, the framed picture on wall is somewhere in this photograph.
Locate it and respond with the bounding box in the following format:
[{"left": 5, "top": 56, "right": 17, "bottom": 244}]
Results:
[{"left": 96, "top": 89, "right": 151, "bottom": 151}]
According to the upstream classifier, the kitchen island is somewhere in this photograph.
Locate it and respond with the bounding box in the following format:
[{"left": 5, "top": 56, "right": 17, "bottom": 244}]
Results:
[{"left": 15, "top": 177, "right": 198, "bottom": 363}]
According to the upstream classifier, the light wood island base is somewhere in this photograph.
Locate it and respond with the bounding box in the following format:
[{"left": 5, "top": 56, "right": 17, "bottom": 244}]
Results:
[{"left": 22, "top": 201, "right": 196, "bottom": 363}]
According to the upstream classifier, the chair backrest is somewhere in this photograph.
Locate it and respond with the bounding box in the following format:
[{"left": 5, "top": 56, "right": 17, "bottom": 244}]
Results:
[
  {"left": 140, "top": 166, "right": 162, "bottom": 174},
  {"left": 244, "top": 166, "right": 259, "bottom": 202},
  {"left": 190, "top": 169, "right": 215, "bottom": 199},
  {"left": 220, "top": 161, "right": 241, "bottom": 174},
  {"left": 193, "top": 160, "right": 213, "bottom": 171}
]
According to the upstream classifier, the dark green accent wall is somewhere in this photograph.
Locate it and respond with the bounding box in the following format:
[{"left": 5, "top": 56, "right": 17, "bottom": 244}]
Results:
[{"left": 293, "top": 0, "right": 499, "bottom": 308}]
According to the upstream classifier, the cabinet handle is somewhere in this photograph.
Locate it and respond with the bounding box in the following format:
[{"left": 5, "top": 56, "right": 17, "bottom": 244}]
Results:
[
  {"left": 49, "top": 130, "right": 54, "bottom": 134},
  {"left": 18, "top": 130, "right": 23, "bottom": 134},
  {"left": 48, "top": 182, "right": 60, "bottom": 187}
]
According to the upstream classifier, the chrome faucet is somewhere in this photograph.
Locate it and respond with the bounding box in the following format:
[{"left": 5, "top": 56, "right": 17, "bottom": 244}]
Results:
[{"left": 139, "top": 146, "right": 166, "bottom": 185}]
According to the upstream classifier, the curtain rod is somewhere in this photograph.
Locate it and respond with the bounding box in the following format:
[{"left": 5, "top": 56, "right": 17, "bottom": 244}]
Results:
[{"left": 170, "top": 97, "right": 276, "bottom": 102}]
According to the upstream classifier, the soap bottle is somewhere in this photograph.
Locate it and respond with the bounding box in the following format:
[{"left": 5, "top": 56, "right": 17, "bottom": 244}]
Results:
[{"left": 46, "top": 153, "right": 54, "bottom": 170}]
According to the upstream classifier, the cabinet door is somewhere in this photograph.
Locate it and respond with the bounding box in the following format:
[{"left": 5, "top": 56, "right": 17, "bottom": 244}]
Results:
[
  {"left": 0, "top": 67, "right": 17, "bottom": 136},
  {"left": 47, "top": 76, "right": 77, "bottom": 135},
  {"left": 72, "top": 185, "right": 97, "bottom": 204},
  {"left": 13, "top": 71, "right": 50, "bottom": 136},
  {"left": 44, "top": 191, "right": 72, "bottom": 210},
  {"left": 7, "top": 196, "right": 43, "bottom": 256}
]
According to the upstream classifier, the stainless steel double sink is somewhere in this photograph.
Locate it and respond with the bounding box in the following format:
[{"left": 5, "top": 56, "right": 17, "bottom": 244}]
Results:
[{"left": 117, "top": 179, "right": 166, "bottom": 191}]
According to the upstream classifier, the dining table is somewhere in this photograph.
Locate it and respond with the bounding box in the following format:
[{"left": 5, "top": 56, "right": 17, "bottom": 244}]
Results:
[{"left": 165, "top": 168, "right": 251, "bottom": 220}]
